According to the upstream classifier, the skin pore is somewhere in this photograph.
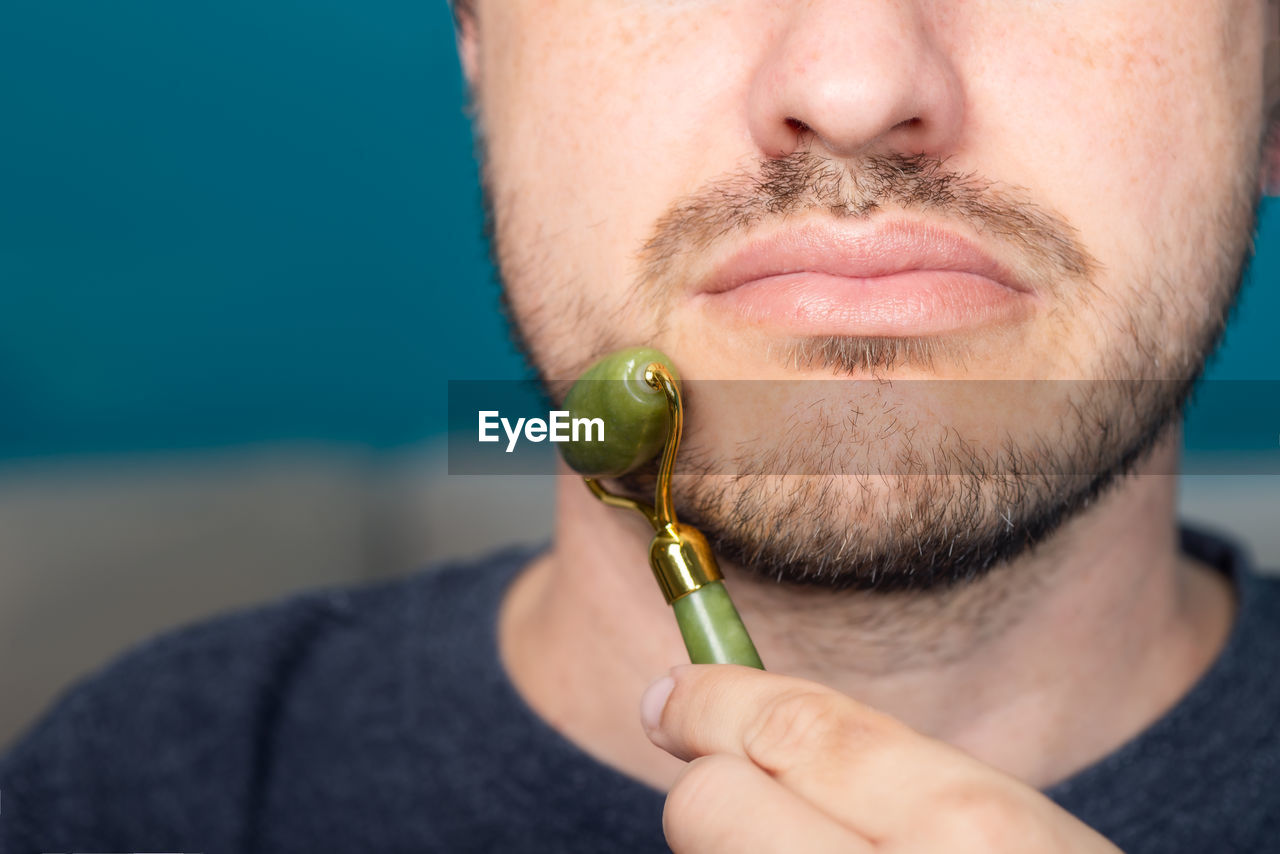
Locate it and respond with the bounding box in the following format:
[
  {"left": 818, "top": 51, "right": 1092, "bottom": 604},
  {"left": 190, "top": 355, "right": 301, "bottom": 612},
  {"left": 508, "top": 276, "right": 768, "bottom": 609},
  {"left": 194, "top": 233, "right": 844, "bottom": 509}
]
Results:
[{"left": 459, "top": 0, "right": 1279, "bottom": 795}]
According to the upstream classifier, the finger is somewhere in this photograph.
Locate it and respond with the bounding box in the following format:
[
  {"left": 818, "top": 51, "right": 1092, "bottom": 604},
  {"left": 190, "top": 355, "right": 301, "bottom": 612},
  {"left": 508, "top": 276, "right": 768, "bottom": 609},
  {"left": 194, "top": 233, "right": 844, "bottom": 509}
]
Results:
[
  {"left": 890, "top": 783, "right": 1122, "bottom": 854},
  {"left": 663, "top": 754, "right": 875, "bottom": 854},
  {"left": 643, "top": 665, "right": 994, "bottom": 839},
  {"left": 642, "top": 665, "right": 909, "bottom": 763}
]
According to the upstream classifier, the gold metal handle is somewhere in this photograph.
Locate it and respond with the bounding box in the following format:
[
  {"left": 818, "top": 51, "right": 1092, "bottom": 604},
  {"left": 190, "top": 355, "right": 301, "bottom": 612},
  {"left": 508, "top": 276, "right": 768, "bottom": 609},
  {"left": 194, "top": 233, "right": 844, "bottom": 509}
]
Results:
[{"left": 583, "top": 361, "right": 723, "bottom": 603}]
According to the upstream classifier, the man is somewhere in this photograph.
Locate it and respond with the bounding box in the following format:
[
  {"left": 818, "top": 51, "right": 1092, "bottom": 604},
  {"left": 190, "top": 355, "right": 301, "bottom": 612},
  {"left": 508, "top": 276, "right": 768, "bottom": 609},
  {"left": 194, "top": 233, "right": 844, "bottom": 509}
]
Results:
[{"left": 4, "top": 1, "right": 1279, "bottom": 852}]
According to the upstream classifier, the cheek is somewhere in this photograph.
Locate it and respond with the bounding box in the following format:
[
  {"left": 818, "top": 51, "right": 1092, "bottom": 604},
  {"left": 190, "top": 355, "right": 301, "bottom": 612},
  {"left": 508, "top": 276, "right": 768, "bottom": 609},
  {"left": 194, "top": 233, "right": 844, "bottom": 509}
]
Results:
[
  {"left": 957, "top": 0, "right": 1263, "bottom": 373},
  {"left": 967, "top": 1, "right": 1260, "bottom": 256},
  {"left": 475, "top": 5, "right": 667, "bottom": 361},
  {"left": 477, "top": 4, "right": 763, "bottom": 348}
]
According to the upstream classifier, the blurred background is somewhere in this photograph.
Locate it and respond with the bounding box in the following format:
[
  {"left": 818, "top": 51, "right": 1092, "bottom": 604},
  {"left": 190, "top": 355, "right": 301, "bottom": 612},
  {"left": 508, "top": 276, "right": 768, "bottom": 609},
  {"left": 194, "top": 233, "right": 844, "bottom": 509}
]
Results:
[{"left": 1, "top": 1, "right": 1277, "bottom": 747}]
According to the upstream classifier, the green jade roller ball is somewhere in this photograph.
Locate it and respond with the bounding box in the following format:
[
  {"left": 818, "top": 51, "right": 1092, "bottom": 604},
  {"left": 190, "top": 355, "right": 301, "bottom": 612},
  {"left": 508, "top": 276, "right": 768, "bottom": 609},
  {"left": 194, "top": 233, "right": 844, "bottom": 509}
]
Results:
[
  {"left": 561, "top": 347, "right": 764, "bottom": 670},
  {"left": 560, "top": 347, "right": 675, "bottom": 478}
]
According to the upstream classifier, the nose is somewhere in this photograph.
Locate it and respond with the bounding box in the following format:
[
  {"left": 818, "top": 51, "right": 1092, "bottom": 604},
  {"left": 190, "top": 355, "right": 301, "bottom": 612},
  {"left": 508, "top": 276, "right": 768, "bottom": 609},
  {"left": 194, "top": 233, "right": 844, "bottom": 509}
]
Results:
[{"left": 747, "top": 1, "right": 965, "bottom": 160}]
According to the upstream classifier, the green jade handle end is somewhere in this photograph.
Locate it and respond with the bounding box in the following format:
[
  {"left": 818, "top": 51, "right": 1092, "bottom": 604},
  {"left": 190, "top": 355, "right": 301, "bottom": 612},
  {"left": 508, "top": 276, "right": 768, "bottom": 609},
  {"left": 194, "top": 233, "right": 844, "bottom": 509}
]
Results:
[{"left": 673, "top": 581, "right": 764, "bottom": 668}]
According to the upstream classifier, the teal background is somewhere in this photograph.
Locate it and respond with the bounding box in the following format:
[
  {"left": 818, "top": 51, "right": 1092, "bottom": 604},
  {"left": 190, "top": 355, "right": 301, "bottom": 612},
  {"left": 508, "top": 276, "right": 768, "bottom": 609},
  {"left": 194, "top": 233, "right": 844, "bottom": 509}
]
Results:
[{"left": 1, "top": 2, "right": 1276, "bottom": 460}]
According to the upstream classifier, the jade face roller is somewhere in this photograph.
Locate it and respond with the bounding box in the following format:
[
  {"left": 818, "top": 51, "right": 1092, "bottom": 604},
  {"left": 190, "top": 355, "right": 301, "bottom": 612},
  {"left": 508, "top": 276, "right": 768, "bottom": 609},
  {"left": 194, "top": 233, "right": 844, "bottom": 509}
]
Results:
[{"left": 560, "top": 347, "right": 764, "bottom": 669}]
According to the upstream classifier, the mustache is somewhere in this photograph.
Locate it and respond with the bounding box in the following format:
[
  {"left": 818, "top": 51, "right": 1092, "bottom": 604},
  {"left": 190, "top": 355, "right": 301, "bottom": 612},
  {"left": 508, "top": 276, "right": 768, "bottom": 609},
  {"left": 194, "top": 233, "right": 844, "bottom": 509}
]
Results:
[{"left": 636, "top": 151, "right": 1099, "bottom": 296}]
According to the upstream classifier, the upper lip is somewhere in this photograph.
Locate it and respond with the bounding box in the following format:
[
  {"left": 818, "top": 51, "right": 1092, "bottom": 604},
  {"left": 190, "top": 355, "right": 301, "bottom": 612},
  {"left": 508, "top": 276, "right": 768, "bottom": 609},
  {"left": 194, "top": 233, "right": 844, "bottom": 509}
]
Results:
[{"left": 698, "top": 220, "right": 1032, "bottom": 296}]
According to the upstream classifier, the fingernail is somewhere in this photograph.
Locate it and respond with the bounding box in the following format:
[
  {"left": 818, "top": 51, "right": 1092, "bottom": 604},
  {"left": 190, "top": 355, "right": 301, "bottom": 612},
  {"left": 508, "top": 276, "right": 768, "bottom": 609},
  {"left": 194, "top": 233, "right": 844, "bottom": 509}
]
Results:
[{"left": 641, "top": 675, "right": 676, "bottom": 732}]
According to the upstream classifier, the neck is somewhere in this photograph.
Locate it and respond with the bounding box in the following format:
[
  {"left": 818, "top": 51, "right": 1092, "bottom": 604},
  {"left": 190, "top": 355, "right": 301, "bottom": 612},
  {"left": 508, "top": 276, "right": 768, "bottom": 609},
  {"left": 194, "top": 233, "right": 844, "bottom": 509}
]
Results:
[{"left": 499, "top": 435, "right": 1234, "bottom": 791}]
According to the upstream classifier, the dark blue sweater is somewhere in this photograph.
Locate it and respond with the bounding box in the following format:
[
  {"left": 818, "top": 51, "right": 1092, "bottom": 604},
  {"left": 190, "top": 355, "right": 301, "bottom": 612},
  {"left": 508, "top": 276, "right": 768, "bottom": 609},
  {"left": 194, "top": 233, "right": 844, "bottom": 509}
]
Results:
[{"left": 2, "top": 529, "right": 1278, "bottom": 853}]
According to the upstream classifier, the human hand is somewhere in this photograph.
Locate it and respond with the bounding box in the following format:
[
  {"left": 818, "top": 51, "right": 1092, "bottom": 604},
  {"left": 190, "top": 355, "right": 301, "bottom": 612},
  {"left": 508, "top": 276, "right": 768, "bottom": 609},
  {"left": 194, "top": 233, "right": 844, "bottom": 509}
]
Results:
[{"left": 642, "top": 665, "right": 1123, "bottom": 853}]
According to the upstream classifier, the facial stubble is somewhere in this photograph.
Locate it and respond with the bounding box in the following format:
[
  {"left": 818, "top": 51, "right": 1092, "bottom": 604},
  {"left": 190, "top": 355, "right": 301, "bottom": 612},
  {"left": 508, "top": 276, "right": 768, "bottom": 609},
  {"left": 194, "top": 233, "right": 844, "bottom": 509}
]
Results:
[{"left": 487, "top": 151, "right": 1261, "bottom": 594}]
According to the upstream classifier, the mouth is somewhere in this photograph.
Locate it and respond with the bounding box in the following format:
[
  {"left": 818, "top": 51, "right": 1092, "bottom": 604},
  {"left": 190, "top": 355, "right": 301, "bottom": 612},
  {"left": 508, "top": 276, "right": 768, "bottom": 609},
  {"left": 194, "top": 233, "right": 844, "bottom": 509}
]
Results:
[{"left": 694, "top": 220, "right": 1038, "bottom": 338}]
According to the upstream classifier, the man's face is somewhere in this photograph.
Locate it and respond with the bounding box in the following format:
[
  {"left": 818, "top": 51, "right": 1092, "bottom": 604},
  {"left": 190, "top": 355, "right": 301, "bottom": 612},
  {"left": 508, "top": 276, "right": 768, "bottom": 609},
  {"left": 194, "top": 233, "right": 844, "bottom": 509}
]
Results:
[{"left": 463, "top": 1, "right": 1277, "bottom": 590}]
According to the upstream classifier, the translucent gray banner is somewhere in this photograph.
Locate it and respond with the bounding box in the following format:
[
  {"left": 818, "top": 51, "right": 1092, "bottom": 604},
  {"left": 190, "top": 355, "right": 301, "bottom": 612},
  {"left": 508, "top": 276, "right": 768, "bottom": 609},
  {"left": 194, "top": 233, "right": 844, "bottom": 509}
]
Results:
[{"left": 447, "top": 379, "right": 1280, "bottom": 476}]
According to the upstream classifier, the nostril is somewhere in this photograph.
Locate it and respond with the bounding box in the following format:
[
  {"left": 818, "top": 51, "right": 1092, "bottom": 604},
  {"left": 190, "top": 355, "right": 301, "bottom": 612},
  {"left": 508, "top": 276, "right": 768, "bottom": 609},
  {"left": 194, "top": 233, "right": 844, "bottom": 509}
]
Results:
[{"left": 785, "top": 116, "right": 814, "bottom": 134}]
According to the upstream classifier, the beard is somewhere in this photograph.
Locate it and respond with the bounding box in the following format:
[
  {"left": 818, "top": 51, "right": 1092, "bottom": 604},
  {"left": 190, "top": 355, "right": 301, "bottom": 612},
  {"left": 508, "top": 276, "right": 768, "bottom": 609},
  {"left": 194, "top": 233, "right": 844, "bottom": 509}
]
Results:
[
  {"left": 652, "top": 377, "right": 1194, "bottom": 593},
  {"left": 485, "top": 150, "right": 1262, "bottom": 594}
]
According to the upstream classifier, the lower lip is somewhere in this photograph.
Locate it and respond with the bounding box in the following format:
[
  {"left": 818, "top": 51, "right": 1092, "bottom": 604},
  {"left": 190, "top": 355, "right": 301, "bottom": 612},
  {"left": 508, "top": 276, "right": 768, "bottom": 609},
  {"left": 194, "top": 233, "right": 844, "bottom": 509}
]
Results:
[{"left": 699, "top": 271, "right": 1034, "bottom": 336}]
